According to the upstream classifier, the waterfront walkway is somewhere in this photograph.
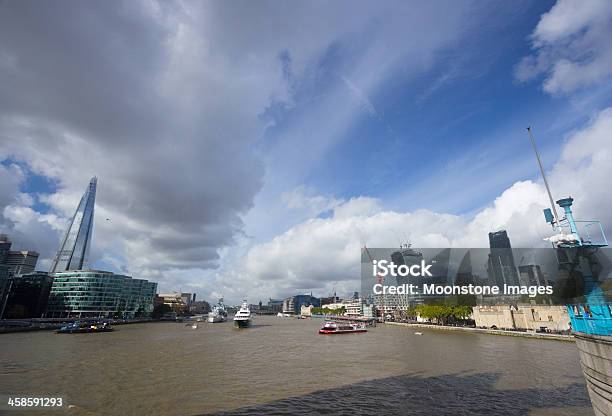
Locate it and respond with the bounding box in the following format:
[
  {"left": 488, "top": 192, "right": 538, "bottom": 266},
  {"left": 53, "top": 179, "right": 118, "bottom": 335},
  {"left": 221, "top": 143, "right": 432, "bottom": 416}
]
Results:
[{"left": 386, "top": 321, "right": 574, "bottom": 342}]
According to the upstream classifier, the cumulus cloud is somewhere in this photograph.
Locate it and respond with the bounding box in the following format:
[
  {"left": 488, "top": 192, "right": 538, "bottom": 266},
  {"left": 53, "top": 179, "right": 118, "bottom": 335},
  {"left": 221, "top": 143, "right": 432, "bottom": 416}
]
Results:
[
  {"left": 281, "top": 186, "right": 343, "bottom": 217},
  {"left": 515, "top": 0, "right": 612, "bottom": 94},
  {"left": 0, "top": 1, "right": 477, "bottom": 293},
  {"left": 0, "top": 163, "right": 24, "bottom": 210},
  {"left": 220, "top": 108, "right": 612, "bottom": 301}
]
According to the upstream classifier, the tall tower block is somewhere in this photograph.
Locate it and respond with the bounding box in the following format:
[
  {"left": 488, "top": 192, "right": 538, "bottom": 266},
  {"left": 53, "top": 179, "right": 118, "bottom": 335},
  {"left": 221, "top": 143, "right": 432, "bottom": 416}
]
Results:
[{"left": 49, "top": 177, "right": 97, "bottom": 273}]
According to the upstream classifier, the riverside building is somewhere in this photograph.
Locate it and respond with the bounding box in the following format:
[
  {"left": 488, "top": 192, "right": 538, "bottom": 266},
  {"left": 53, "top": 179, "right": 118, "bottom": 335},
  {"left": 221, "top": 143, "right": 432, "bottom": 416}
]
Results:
[
  {"left": 321, "top": 298, "right": 364, "bottom": 317},
  {"left": 0, "top": 234, "right": 40, "bottom": 276},
  {"left": 0, "top": 234, "right": 42, "bottom": 317},
  {"left": 282, "top": 294, "right": 320, "bottom": 315},
  {"left": 45, "top": 270, "right": 157, "bottom": 318},
  {"left": 0, "top": 272, "right": 54, "bottom": 319},
  {"left": 157, "top": 292, "right": 192, "bottom": 315}
]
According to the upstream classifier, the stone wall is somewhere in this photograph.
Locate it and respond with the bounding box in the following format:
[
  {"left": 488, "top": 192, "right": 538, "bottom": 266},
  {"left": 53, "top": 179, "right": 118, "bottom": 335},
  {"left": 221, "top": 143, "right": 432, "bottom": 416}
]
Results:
[{"left": 472, "top": 305, "right": 570, "bottom": 332}]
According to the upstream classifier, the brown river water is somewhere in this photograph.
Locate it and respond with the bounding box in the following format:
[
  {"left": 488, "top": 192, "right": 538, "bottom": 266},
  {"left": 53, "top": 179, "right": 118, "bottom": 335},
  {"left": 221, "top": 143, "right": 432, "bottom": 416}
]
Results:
[{"left": 0, "top": 316, "right": 593, "bottom": 415}]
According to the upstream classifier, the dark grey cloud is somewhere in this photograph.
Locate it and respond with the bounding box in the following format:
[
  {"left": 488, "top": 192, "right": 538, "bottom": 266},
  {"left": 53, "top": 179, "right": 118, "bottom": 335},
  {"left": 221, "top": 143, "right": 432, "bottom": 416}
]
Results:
[
  {"left": 0, "top": 0, "right": 480, "bottom": 296},
  {"left": 0, "top": 1, "right": 268, "bottom": 272}
]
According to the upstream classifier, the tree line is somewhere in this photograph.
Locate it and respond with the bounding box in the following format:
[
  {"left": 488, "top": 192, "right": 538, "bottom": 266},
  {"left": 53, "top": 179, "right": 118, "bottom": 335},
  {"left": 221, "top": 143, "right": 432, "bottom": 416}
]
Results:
[{"left": 311, "top": 306, "right": 346, "bottom": 316}]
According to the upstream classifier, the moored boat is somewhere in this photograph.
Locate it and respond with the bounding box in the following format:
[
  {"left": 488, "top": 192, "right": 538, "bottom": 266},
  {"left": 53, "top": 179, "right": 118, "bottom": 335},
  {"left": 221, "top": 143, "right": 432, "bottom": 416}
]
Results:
[
  {"left": 318, "top": 321, "right": 367, "bottom": 335},
  {"left": 56, "top": 321, "right": 113, "bottom": 334},
  {"left": 208, "top": 298, "right": 228, "bottom": 323}
]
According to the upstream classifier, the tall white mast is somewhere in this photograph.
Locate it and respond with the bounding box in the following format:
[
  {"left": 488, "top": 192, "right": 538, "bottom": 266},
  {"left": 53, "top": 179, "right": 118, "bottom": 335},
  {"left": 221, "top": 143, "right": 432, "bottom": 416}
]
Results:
[{"left": 526, "top": 126, "right": 560, "bottom": 224}]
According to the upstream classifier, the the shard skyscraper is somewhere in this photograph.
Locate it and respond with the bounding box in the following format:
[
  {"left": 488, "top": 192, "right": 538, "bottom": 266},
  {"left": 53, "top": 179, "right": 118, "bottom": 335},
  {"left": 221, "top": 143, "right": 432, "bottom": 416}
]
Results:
[{"left": 49, "top": 177, "right": 97, "bottom": 273}]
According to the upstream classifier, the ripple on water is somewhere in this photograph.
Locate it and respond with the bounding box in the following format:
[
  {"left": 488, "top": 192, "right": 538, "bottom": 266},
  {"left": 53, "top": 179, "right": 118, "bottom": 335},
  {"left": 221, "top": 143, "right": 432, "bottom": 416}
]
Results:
[{"left": 0, "top": 317, "right": 595, "bottom": 416}]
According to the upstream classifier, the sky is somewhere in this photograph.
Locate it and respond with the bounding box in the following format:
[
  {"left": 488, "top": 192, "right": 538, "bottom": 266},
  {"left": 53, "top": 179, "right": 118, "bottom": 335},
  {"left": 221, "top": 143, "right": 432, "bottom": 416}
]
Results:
[{"left": 1, "top": 0, "right": 612, "bottom": 305}]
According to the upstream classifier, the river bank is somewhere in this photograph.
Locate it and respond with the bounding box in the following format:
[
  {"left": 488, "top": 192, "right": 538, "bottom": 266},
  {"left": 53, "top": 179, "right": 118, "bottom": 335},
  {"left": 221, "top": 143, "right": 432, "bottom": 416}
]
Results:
[
  {"left": 0, "top": 317, "right": 158, "bottom": 334},
  {"left": 385, "top": 321, "right": 574, "bottom": 341}
]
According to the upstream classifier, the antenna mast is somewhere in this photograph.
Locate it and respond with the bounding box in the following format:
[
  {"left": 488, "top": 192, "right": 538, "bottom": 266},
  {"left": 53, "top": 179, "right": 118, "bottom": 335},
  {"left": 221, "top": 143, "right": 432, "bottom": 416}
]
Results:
[{"left": 526, "top": 126, "right": 560, "bottom": 224}]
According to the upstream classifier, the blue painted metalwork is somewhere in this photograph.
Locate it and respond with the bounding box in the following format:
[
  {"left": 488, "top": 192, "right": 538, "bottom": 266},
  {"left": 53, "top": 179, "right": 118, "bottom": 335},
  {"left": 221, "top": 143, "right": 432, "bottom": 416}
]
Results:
[
  {"left": 567, "top": 303, "right": 612, "bottom": 335},
  {"left": 546, "top": 197, "right": 612, "bottom": 336},
  {"left": 543, "top": 208, "right": 554, "bottom": 224}
]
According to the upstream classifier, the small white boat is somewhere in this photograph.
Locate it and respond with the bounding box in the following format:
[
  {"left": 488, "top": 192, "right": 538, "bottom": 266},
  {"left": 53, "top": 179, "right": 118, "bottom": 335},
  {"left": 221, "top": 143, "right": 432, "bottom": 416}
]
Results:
[
  {"left": 414, "top": 331, "right": 423, "bottom": 336},
  {"left": 192, "top": 323, "right": 199, "bottom": 329}
]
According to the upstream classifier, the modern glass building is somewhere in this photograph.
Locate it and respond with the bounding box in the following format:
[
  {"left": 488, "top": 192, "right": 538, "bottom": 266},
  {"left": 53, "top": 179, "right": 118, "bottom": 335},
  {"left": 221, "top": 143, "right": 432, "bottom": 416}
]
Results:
[
  {"left": 0, "top": 234, "right": 42, "bottom": 317},
  {"left": 49, "top": 177, "right": 97, "bottom": 273},
  {"left": 487, "top": 230, "right": 520, "bottom": 286},
  {"left": 45, "top": 270, "right": 157, "bottom": 318},
  {"left": 0, "top": 272, "right": 54, "bottom": 319}
]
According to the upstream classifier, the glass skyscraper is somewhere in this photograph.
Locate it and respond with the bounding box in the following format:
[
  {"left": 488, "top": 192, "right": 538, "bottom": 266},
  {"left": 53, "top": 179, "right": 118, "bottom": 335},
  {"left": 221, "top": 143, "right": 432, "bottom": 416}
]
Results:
[
  {"left": 487, "top": 230, "right": 520, "bottom": 286},
  {"left": 49, "top": 177, "right": 97, "bottom": 273}
]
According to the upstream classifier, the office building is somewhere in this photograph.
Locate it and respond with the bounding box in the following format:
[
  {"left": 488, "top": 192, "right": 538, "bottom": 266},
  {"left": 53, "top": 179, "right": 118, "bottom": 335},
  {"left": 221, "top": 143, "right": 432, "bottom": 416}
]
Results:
[
  {"left": 5, "top": 250, "right": 39, "bottom": 276},
  {"left": 454, "top": 250, "right": 474, "bottom": 286},
  {"left": 374, "top": 248, "right": 451, "bottom": 313},
  {"left": 46, "top": 270, "right": 157, "bottom": 318},
  {"left": 322, "top": 298, "right": 364, "bottom": 316},
  {"left": 0, "top": 235, "right": 13, "bottom": 309},
  {"left": 320, "top": 294, "right": 340, "bottom": 306},
  {"left": 283, "top": 294, "right": 320, "bottom": 315},
  {"left": 157, "top": 292, "right": 190, "bottom": 314},
  {"left": 189, "top": 300, "right": 211, "bottom": 314},
  {"left": 0, "top": 234, "right": 40, "bottom": 276},
  {"left": 0, "top": 234, "right": 41, "bottom": 316},
  {"left": 0, "top": 272, "right": 54, "bottom": 319},
  {"left": 0, "top": 234, "right": 12, "bottom": 263},
  {"left": 518, "top": 264, "right": 549, "bottom": 287},
  {"left": 49, "top": 177, "right": 97, "bottom": 273},
  {"left": 180, "top": 292, "right": 194, "bottom": 307},
  {"left": 282, "top": 297, "right": 294, "bottom": 314},
  {"left": 267, "top": 298, "right": 283, "bottom": 313},
  {"left": 487, "top": 230, "right": 520, "bottom": 286}
]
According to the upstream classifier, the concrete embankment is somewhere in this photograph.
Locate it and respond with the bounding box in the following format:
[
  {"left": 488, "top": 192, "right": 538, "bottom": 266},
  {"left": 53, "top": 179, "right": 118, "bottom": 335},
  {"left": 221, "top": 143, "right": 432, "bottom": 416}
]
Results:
[{"left": 385, "top": 321, "right": 574, "bottom": 342}]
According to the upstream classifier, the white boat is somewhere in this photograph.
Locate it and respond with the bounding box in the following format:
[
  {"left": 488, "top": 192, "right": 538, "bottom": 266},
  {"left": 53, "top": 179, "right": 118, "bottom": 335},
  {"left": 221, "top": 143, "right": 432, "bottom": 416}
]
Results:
[
  {"left": 414, "top": 332, "right": 423, "bottom": 336},
  {"left": 192, "top": 323, "right": 198, "bottom": 329},
  {"left": 208, "top": 298, "right": 228, "bottom": 323},
  {"left": 233, "top": 300, "right": 251, "bottom": 328}
]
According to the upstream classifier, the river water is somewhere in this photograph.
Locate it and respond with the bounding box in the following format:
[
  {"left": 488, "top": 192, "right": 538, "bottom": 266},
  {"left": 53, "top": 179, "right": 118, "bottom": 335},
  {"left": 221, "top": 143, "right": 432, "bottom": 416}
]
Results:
[{"left": 0, "top": 316, "right": 593, "bottom": 415}]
